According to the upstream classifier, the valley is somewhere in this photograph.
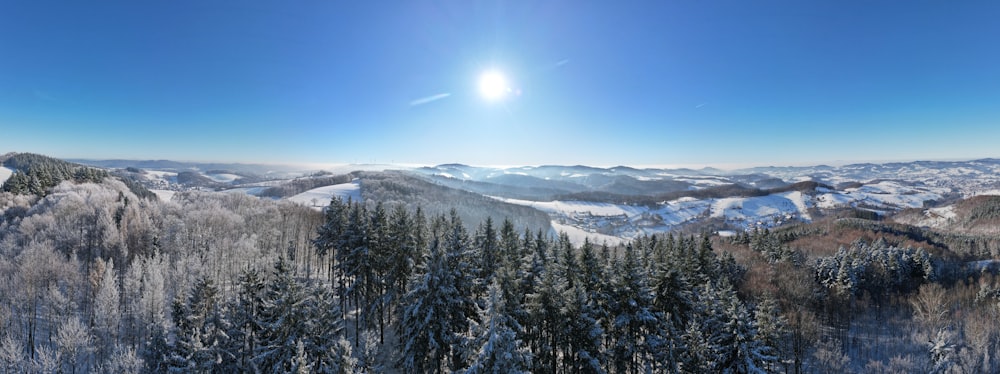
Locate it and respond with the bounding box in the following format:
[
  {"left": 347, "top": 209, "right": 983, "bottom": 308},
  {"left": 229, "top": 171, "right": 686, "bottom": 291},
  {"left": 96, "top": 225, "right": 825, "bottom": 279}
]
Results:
[{"left": 70, "top": 157, "right": 999, "bottom": 246}]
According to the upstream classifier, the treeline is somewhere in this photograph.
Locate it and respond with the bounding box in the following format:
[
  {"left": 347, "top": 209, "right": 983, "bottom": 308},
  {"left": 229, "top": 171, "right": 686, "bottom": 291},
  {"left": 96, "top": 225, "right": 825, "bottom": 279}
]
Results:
[
  {"left": 1, "top": 153, "right": 109, "bottom": 196},
  {"left": 313, "top": 196, "right": 784, "bottom": 373},
  {"left": 836, "top": 218, "right": 1000, "bottom": 260},
  {"left": 1, "top": 153, "right": 155, "bottom": 200},
  {"left": 361, "top": 171, "right": 552, "bottom": 234}
]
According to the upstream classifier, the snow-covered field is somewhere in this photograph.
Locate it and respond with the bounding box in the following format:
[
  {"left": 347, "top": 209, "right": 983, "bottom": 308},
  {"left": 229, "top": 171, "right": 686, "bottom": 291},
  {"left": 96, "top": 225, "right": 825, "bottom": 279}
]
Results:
[
  {"left": 815, "top": 181, "right": 947, "bottom": 210},
  {"left": 551, "top": 221, "right": 626, "bottom": 246},
  {"left": 151, "top": 189, "right": 176, "bottom": 201},
  {"left": 496, "top": 181, "right": 946, "bottom": 245},
  {"left": 494, "top": 197, "right": 646, "bottom": 217},
  {"left": 205, "top": 173, "right": 241, "bottom": 183},
  {"left": 143, "top": 170, "right": 176, "bottom": 180},
  {"left": 287, "top": 180, "right": 362, "bottom": 210},
  {"left": 0, "top": 167, "right": 13, "bottom": 185},
  {"left": 710, "top": 192, "right": 810, "bottom": 223}
]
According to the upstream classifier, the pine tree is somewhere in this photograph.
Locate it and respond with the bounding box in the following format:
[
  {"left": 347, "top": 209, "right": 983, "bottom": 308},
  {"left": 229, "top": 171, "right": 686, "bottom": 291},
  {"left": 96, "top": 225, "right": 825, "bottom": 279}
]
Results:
[
  {"left": 386, "top": 204, "right": 415, "bottom": 314},
  {"left": 753, "top": 294, "right": 787, "bottom": 372},
  {"left": 302, "top": 285, "right": 353, "bottom": 373},
  {"left": 256, "top": 257, "right": 309, "bottom": 372},
  {"left": 465, "top": 280, "right": 533, "bottom": 374},
  {"left": 400, "top": 215, "right": 469, "bottom": 374},
  {"left": 168, "top": 277, "right": 231, "bottom": 373},
  {"left": 367, "top": 201, "right": 391, "bottom": 344},
  {"left": 609, "top": 244, "right": 659, "bottom": 374},
  {"left": 719, "top": 290, "right": 772, "bottom": 374},
  {"left": 228, "top": 268, "right": 266, "bottom": 372},
  {"left": 314, "top": 196, "right": 347, "bottom": 285},
  {"left": 474, "top": 217, "right": 500, "bottom": 289},
  {"left": 562, "top": 283, "right": 606, "bottom": 373}
]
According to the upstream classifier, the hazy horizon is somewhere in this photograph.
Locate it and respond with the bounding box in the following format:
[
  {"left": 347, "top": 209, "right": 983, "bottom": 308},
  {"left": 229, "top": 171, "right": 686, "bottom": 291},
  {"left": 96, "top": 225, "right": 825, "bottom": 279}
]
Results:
[{"left": 20, "top": 152, "right": 997, "bottom": 172}]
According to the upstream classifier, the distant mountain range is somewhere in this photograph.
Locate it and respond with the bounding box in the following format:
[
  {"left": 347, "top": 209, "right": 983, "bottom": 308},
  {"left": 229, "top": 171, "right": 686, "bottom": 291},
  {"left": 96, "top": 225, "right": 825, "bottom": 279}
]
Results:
[{"left": 16, "top": 156, "right": 992, "bottom": 244}]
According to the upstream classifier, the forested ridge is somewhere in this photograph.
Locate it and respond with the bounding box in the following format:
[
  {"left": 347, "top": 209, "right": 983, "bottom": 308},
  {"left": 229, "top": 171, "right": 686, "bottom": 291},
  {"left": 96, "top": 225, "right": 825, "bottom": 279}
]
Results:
[
  {"left": 1, "top": 152, "right": 153, "bottom": 200},
  {"left": 0, "top": 176, "right": 999, "bottom": 373}
]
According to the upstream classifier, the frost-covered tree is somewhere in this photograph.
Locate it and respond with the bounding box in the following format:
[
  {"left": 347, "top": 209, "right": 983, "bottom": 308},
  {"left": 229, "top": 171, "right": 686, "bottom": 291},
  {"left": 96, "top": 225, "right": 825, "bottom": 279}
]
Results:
[
  {"left": 400, "top": 214, "right": 473, "bottom": 373},
  {"left": 561, "top": 283, "right": 605, "bottom": 374},
  {"left": 93, "top": 258, "right": 121, "bottom": 362},
  {"left": 55, "top": 317, "right": 92, "bottom": 374},
  {"left": 0, "top": 334, "right": 25, "bottom": 374},
  {"left": 255, "top": 257, "right": 309, "bottom": 372},
  {"left": 465, "top": 281, "right": 532, "bottom": 374},
  {"left": 753, "top": 294, "right": 788, "bottom": 372},
  {"left": 314, "top": 196, "right": 347, "bottom": 285},
  {"left": 525, "top": 239, "right": 563, "bottom": 374},
  {"left": 99, "top": 344, "right": 143, "bottom": 374},
  {"left": 609, "top": 244, "right": 659, "bottom": 374}
]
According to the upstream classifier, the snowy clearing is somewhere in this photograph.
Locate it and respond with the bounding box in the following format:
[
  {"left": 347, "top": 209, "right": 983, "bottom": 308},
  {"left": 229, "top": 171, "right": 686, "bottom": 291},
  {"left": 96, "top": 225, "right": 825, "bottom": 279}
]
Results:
[
  {"left": 551, "top": 221, "right": 625, "bottom": 247},
  {"left": 143, "top": 170, "right": 177, "bottom": 183},
  {"left": 204, "top": 173, "right": 241, "bottom": 183},
  {"left": 0, "top": 167, "right": 13, "bottom": 185},
  {"left": 493, "top": 197, "right": 646, "bottom": 217},
  {"left": 151, "top": 189, "right": 176, "bottom": 201},
  {"left": 287, "top": 180, "right": 362, "bottom": 210}
]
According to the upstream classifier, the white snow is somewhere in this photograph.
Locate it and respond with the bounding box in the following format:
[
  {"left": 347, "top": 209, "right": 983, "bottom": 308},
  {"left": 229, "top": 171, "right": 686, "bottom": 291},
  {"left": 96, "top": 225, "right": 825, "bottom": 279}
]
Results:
[
  {"left": 816, "top": 192, "right": 854, "bottom": 209},
  {"left": 151, "top": 189, "right": 176, "bottom": 201},
  {"left": 287, "top": 180, "right": 362, "bottom": 210},
  {"left": 814, "top": 181, "right": 946, "bottom": 210},
  {"left": 204, "top": 173, "right": 241, "bottom": 183},
  {"left": 923, "top": 205, "right": 957, "bottom": 227},
  {"left": 973, "top": 189, "right": 1000, "bottom": 196},
  {"left": 494, "top": 198, "right": 645, "bottom": 217},
  {"left": 143, "top": 170, "right": 177, "bottom": 183},
  {"left": 711, "top": 195, "right": 796, "bottom": 221},
  {"left": 782, "top": 191, "right": 813, "bottom": 220},
  {"left": 0, "top": 167, "right": 13, "bottom": 185},
  {"left": 551, "top": 221, "right": 625, "bottom": 247},
  {"left": 675, "top": 177, "right": 730, "bottom": 187}
]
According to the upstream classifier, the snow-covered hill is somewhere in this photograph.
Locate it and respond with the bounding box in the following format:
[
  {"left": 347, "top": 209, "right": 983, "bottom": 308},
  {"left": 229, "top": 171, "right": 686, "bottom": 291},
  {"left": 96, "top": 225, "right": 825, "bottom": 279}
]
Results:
[
  {"left": 65, "top": 157, "right": 1000, "bottom": 245},
  {"left": 287, "top": 180, "right": 362, "bottom": 210}
]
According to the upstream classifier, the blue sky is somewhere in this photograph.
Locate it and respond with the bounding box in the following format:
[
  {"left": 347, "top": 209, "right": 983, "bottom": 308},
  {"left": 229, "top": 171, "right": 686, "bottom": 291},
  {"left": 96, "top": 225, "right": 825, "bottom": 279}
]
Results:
[{"left": 2, "top": 1, "right": 999, "bottom": 167}]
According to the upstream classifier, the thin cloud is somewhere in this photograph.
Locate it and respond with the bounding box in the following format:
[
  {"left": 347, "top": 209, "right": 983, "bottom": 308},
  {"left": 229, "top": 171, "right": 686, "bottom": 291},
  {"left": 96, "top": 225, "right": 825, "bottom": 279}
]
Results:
[
  {"left": 695, "top": 102, "right": 707, "bottom": 109},
  {"left": 409, "top": 93, "right": 451, "bottom": 107},
  {"left": 554, "top": 59, "right": 570, "bottom": 67}
]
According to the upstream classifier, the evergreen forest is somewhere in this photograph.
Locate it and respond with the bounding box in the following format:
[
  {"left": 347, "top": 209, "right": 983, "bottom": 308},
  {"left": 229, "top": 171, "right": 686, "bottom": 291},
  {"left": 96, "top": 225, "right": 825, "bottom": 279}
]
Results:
[{"left": 0, "top": 172, "right": 998, "bottom": 373}]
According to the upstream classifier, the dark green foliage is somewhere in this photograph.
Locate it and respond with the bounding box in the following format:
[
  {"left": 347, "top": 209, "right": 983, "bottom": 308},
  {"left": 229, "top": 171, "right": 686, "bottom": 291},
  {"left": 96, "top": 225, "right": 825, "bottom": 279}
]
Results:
[
  {"left": 359, "top": 170, "right": 552, "bottom": 234},
  {"left": 966, "top": 196, "right": 1000, "bottom": 223},
  {"left": 174, "top": 171, "right": 220, "bottom": 188},
  {"left": 814, "top": 240, "right": 934, "bottom": 298},
  {"left": 1, "top": 152, "right": 109, "bottom": 195}
]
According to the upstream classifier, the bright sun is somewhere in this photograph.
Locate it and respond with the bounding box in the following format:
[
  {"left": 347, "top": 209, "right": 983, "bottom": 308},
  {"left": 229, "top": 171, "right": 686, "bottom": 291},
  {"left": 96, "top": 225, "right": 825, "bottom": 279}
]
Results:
[{"left": 478, "top": 70, "right": 509, "bottom": 101}]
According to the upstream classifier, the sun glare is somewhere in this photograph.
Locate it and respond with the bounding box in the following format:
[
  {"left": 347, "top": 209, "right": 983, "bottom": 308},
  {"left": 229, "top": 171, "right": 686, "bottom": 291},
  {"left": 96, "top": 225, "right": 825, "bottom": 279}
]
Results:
[{"left": 478, "top": 70, "right": 509, "bottom": 101}]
